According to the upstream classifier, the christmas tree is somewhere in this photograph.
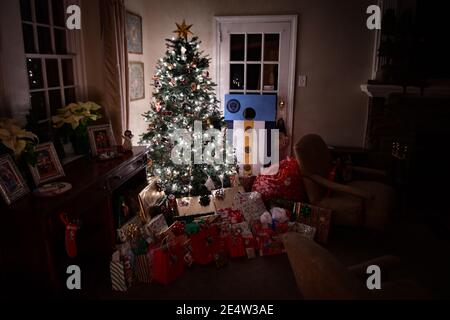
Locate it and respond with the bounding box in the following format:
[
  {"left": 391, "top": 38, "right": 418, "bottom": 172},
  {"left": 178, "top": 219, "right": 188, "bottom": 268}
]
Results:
[{"left": 140, "top": 21, "right": 236, "bottom": 197}]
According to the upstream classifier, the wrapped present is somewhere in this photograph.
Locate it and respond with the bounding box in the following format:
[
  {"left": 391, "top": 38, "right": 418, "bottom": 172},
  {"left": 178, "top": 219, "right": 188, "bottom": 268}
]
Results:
[
  {"left": 171, "top": 221, "right": 186, "bottom": 236},
  {"left": 189, "top": 224, "right": 222, "bottom": 265},
  {"left": 246, "top": 247, "right": 256, "bottom": 259},
  {"left": 218, "top": 208, "right": 244, "bottom": 224},
  {"left": 116, "top": 216, "right": 142, "bottom": 243},
  {"left": 256, "top": 228, "right": 285, "bottom": 256},
  {"left": 110, "top": 251, "right": 131, "bottom": 291},
  {"left": 135, "top": 254, "right": 152, "bottom": 283},
  {"left": 176, "top": 195, "right": 216, "bottom": 218},
  {"left": 227, "top": 233, "right": 246, "bottom": 258},
  {"left": 143, "top": 214, "right": 168, "bottom": 238},
  {"left": 294, "top": 202, "right": 332, "bottom": 244},
  {"left": 214, "top": 251, "right": 228, "bottom": 268},
  {"left": 213, "top": 187, "right": 245, "bottom": 211},
  {"left": 151, "top": 239, "right": 184, "bottom": 285},
  {"left": 272, "top": 221, "right": 289, "bottom": 234},
  {"left": 230, "top": 221, "right": 251, "bottom": 235},
  {"left": 123, "top": 255, "right": 135, "bottom": 286},
  {"left": 288, "top": 222, "right": 316, "bottom": 240},
  {"left": 252, "top": 157, "right": 307, "bottom": 202},
  {"left": 233, "top": 192, "right": 268, "bottom": 222},
  {"left": 138, "top": 177, "right": 166, "bottom": 220}
]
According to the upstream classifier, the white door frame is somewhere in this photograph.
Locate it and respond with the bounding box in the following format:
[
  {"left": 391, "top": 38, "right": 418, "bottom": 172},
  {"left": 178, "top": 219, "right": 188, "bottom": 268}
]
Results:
[{"left": 213, "top": 15, "right": 298, "bottom": 155}]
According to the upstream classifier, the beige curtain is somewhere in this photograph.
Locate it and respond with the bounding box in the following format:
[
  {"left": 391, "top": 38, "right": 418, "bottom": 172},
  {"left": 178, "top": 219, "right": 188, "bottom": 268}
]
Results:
[{"left": 100, "top": 0, "right": 129, "bottom": 143}]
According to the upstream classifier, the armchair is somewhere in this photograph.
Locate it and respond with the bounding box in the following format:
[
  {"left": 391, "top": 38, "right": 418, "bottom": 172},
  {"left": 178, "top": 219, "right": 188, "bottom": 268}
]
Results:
[
  {"left": 294, "top": 134, "right": 396, "bottom": 231},
  {"left": 282, "top": 232, "right": 430, "bottom": 300}
]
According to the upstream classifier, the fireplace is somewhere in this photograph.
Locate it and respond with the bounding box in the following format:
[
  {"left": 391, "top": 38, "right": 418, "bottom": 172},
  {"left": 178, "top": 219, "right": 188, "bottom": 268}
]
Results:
[{"left": 362, "top": 86, "right": 450, "bottom": 214}]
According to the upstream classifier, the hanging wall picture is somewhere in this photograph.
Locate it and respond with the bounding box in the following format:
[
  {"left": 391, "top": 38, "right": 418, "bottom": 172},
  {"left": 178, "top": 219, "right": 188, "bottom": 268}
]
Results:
[
  {"left": 126, "top": 11, "right": 143, "bottom": 54},
  {"left": 129, "top": 61, "right": 145, "bottom": 101}
]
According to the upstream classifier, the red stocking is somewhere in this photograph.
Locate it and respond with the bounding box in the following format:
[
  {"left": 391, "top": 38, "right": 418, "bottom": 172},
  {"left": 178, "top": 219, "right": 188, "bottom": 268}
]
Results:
[{"left": 60, "top": 213, "right": 79, "bottom": 258}]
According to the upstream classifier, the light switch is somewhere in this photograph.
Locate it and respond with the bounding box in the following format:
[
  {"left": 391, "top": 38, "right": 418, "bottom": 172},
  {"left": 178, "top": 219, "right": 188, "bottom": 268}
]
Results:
[{"left": 298, "top": 75, "right": 307, "bottom": 87}]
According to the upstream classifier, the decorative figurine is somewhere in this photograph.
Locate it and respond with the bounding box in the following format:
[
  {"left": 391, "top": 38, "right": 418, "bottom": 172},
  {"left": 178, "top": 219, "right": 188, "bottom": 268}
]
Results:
[{"left": 122, "top": 130, "right": 134, "bottom": 152}]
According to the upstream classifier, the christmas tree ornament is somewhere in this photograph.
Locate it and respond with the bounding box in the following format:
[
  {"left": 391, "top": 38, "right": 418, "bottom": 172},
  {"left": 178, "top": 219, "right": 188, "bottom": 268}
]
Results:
[
  {"left": 204, "top": 176, "right": 216, "bottom": 191},
  {"left": 191, "top": 82, "right": 197, "bottom": 91}
]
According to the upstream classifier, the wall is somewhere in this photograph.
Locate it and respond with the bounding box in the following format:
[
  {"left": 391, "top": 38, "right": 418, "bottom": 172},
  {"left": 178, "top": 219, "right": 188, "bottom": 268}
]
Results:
[
  {"left": 124, "top": 0, "right": 152, "bottom": 146},
  {"left": 121, "top": 0, "right": 375, "bottom": 147}
]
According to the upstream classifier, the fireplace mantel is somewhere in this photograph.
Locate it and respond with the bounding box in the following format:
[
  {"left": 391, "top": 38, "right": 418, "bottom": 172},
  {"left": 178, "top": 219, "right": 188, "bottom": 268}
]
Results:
[{"left": 360, "top": 84, "right": 450, "bottom": 98}]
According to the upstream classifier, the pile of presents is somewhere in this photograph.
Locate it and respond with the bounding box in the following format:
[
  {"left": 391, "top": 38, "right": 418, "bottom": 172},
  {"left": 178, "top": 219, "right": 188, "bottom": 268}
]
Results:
[{"left": 110, "top": 183, "right": 332, "bottom": 292}]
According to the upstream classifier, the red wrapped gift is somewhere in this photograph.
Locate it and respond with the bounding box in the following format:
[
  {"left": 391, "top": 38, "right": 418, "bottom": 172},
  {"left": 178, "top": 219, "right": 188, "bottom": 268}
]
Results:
[
  {"left": 252, "top": 157, "right": 307, "bottom": 202},
  {"left": 218, "top": 208, "right": 244, "bottom": 224},
  {"left": 273, "top": 221, "right": 289, "bottom": 234},
  {"left": 227, "top": 233, "right": 246, "bottom": 258},
  {"left": 151, "top": 239, "right": 184, "bottom": 285},
  {"left": 256, "top": 228, "right": 285, "bottom": 256},
  {"left": 189, "top": 224, "right": 222, "bottom": 265}
]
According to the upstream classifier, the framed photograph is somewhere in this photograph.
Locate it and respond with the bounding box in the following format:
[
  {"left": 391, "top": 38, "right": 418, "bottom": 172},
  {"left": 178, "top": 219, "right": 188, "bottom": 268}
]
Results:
[
  {"left": 126, "top": 11, "right": 143, "bottom": 54},
  {"left": 129, "top": 61, "right": 145, "bottom": 101},
  {"left": 87, "top": 124, "right": 117, "bottom": 157},
  {"left": 0, "top": 155, "right": 30, "bottom": 205},
  {"left": 29, "top": 142, "right": 65, "bottom": 186}
]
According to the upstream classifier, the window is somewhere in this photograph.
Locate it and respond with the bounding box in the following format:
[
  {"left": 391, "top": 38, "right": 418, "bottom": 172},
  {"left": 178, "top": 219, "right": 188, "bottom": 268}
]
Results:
[
  {"left": 20, "top": 0, "right": 77, "bottom": 126},
  {"left": 228, "top": 33, "right": 280, "bottom": 95}
]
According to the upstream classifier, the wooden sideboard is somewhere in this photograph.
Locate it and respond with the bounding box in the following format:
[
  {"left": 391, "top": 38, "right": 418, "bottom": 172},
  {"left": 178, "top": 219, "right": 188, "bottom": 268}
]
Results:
[{"left": 0, "top": 147, "right": 147, "bottom": 298}]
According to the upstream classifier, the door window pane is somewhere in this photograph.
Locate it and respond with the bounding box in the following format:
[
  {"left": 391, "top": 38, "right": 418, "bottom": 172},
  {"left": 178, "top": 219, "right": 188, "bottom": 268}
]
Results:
[
  {"left": 20, "top": 0, "right": 32, "bottom": 22},
  {"left": 49, "top": 89, "right": 62, "bottom": 114},
  {"left": 22, "top": 23, "right": 35, "bottom": 53},
  {"left": 30, "top": 91, "right": 47, "bottom": 120},
  {"left": 62, "top": 59, "right": 75, "bottom": 86},
  {"left": 54, "top": 29, "right": 67, "bottom": 54},
  {"left": 230, "top": 64, "right": 244, "bottom": 90},
  {"left": 37, "top": 26, "right": 52, "bottom": 53},
  {"left": 46, "top": 59, "right": 59, "bottom": 87},
  {"left": 263, "top": 64, "right": 278, "bottom": 91},
  {"left": 264, "top": 34, "right": 280, "bottom": 61},
  {"left": 230, "top": 34, "right": 245, "bottom": 61},
  {"left": 247, "top": 34, "right": 262, "bottom": 61},
  {"left": 52, "top": 0, "right": 65, "bottom": 27},
  {"left": 246, "top": 64, "right": 261, "bottom": 90},
  {"left": 35, "top": 0, "right": 50, "bottom": 24},
  {"left": 27, "top": 59, "right": 44, "bottom": 90}
]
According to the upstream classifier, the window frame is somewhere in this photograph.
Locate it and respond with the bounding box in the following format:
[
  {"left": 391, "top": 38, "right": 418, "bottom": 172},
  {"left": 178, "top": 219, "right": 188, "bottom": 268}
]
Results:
[{"left": 21, "top": 0, "right": 87, "bottom": 125}]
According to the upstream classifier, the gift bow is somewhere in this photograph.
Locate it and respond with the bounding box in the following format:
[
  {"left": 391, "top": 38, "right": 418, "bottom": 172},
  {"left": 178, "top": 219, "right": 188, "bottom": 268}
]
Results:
[{"left": 126, "top": 224, "right": 139, "bottom": 239}]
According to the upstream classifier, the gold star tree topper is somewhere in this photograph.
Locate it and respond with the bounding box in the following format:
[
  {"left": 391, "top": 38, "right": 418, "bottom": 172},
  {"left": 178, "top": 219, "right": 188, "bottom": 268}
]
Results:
[{"left": 173, "top": 20, "right": 193, "bottom": 39}]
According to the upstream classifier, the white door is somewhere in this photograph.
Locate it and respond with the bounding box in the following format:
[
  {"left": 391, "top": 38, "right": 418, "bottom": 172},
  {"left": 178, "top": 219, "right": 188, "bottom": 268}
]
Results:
[{"left": 214, "top": 16, "right": 297, "bottom": 160}]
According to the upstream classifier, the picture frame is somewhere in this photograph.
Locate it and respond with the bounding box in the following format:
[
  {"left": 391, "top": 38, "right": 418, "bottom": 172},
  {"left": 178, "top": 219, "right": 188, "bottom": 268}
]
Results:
[
  {"left": 29, "top": 142, "right": 65, "bottom": 186},
  {"left": 126, "top": 11, "right": 143, "bottom": 54},
  {"left": 0, "top": 154, "right": 30, "bottom": 205},
  {"left": 87, "top": 124, "right": 117, "bottom": 157},
  {"left": 129, "top": 61, "right": 145, "bottom": 101}
]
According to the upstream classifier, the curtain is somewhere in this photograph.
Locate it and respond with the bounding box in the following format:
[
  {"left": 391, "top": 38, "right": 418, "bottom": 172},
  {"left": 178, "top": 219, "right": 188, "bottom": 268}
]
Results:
[{"left": 100, "top": 0, "right": 129, "bottom": 143}]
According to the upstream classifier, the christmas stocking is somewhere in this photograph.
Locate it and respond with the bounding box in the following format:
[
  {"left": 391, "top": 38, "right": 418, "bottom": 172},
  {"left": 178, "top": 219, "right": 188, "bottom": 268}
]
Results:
[{"left": 60, "top": 213, "right": 79, "bottom": 258}]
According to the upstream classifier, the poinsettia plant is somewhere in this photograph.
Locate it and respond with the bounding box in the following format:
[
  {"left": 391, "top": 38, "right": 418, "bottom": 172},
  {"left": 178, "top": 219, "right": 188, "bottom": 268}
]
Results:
[
  {"left": 52, "top": 101, "right": 102, "bottom": 131},
  {"left": 52, "top": 102, "right": 102, "bottom": 155},
  {"left": 0, "top": 118, "right": 39, "bottom": 164}
]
